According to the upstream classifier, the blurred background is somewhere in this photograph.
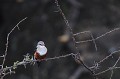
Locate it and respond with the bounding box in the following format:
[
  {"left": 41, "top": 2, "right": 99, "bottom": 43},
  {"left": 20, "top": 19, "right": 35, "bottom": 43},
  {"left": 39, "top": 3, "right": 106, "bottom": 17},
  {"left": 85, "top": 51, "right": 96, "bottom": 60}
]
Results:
[{"left": 1, "top": 0, "right": 120, "bottom": 79}]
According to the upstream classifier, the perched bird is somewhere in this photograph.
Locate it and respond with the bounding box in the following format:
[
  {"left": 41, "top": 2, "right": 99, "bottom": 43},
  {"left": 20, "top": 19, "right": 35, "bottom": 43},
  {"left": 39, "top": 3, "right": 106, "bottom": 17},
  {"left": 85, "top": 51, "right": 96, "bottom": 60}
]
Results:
[{"left": 34, "top": 41, "right": 47, "bottom": 66}]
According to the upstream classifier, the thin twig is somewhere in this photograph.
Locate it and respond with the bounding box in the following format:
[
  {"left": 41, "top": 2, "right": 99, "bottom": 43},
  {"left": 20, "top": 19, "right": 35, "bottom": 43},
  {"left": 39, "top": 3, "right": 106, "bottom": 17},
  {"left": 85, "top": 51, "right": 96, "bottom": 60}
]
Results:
[
  {"left": 1, "top": 17, "right": 27, "bottom": 69},
  {"left": 44, "top": 53, "right": 75, "bottom": 61},
  {"left": 95, "top": 66, "right": 120, "bottom": 76},
  {"left": 76, "top": 28, "right": 120, "bottom": 43},
  {"left": 98, "top": 49, "right": 120, "bottom": 64},
  {"left": 0, "top": 53, "right": 75, "bottom": 78},
  {"left": 0, "top": 55, "right": 4, "bottom": 58},
  {"left": 0, "top": 71, "right": 15, "bottom": 79},
  {"left": 110, "top": 70, "right": 113, "bottom": 79},
  {"left": 109, "top": 56, "right": 120, "bottom": 79},
  {"left": 95, "top": 56, "right": 120, "bottom": 76},
  {"left": 74, "top": 31, "right": 98, "bottom": 52},
  {"left": 90, "top": 32, "right": 98, "bottom": 52},
  {"left": 55, "top": 0, "right": 96, "bottom": 78}
]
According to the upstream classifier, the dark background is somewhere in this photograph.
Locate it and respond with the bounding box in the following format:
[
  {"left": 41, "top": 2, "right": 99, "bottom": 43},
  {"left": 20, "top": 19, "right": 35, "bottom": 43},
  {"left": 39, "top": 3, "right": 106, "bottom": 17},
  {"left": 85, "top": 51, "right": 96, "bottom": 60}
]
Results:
[{"left": 0, "top": 0, "right": 120, "bottom": 79}]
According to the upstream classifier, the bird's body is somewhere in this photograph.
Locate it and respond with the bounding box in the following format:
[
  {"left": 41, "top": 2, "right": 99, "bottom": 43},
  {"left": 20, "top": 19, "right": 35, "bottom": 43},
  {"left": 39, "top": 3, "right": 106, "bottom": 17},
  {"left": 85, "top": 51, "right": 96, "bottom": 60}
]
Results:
[
  {"left": 34, "top": 51, "right": 47, "bottom": 60},
  {"left": 34, "top": 41, "right": 47, "bottom": 66}
]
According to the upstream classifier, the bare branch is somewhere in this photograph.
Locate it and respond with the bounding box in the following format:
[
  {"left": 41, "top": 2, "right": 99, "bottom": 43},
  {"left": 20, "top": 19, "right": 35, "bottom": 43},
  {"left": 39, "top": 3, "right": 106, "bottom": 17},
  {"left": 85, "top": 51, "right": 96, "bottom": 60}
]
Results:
[
  {"left": 98, "top": 49, "right": 120, "bottom": 64},
  {"left": 0, "top": 53, "right": 75, "bottom": 78},
  {"left": 76, "top": 28, "right": 120, "bottom": 43},
  {"left": 0, "top": 71, "right": 15, "bottom": 79},
  {"left": 1, "top": 17, "right": 27, "bottom": 69},
  {"left": 74, "top": 31, "right": 98, "bottom": 52},
  {"left": 45, "top": 53, "right": 75, "bottom": 61},
  {"left": 95, "top": 56, "right": 120, "bottom": 76},
  {"left": 109, "top": 56, "right": 120, "bottom": 79},
  {"left": 90, "top": 32, "right": 98, "bottom": 52},
  {"left": 110, "top": 70, "right": 114, "bottom": 79},
  {"left": 54, "top": 0, "right": 96, "bottom": 78},
  {"left": 0, "top": 55, "right": 4, "bottom": 58}
]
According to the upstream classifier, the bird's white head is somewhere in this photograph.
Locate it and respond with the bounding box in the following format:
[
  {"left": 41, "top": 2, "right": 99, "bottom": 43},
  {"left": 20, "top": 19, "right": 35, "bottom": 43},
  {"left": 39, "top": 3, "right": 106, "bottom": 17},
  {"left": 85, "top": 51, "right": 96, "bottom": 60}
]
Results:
[{"left": 37, "top": 41, "right": 45, "bottom": 46}]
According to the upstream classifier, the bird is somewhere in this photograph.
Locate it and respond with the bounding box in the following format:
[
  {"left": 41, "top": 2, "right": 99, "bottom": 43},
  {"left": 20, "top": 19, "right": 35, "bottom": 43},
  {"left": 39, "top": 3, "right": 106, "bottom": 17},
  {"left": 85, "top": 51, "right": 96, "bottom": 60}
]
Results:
[{"left": 34, "top": 41, "right": 47, "bottom": 66}]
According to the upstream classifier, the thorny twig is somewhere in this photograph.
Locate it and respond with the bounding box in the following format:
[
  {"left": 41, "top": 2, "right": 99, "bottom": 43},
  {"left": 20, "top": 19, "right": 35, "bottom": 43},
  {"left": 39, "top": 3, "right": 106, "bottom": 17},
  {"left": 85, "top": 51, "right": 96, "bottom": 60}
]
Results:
[
  {"left": 0, "top": 53, "right": 75, "bottom": 78},
  {"left": 0, "top": 71, "right": 15, "bottom": 79},
  {"left": 98, "top": 50, "right": 120, "bottom": 64},
  {"left": 1, "top": 17, "right": 27, "bottom": 69},
  {"left": 55, "top": 0, "right": 120, "bottom": 79},
  {"left": 95, "top": 56, "right": 120, "bottom": 76},
  {"left": 55, "top": 0, "right": 97, "bottom": 79},
  {"left": 74, "top": 31, "right": 98, "bottom": 51},
  {"left": 75, "top": 28, "right": 120, "bottom": 43},
  {"left": 109, "top": 56, "right": 120, "bottom": 79},
  {"left": 0, "top": 17, "right": 27, "bottom": 79},
  {"left": 73, "top": 27, "right": 120, "bottom": 79}
]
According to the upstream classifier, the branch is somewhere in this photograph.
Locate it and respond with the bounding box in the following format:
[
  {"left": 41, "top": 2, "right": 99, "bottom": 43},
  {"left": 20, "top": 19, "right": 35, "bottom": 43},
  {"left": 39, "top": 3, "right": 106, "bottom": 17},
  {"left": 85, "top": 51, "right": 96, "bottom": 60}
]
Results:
[
  {"left": 1, "top": 17, "right": 27, "bottom": 69},
  {"left": 0, "top": 53, "right": 75, "bottom": 78},
  {"left": 75, "top": 28, "right": 120, "bottom": 43},
  {"left": 98, "top": 49, "right": 120, "bottom": 64},
  {"left": 95, "top": 56, "right": 120, "bottom": 76},
  {"left": 0, "top": 17, "right": 27, "bottom": 78},
  {"left": 54, "top": 0, "right": 96, "bottom": 78}
]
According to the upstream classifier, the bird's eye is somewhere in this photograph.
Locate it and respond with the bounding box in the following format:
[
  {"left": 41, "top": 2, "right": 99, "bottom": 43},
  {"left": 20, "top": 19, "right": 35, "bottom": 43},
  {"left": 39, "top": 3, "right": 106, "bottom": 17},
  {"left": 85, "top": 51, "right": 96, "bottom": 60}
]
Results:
[{"left": 39, "top": 44, "right": 43, "bottom": 45}]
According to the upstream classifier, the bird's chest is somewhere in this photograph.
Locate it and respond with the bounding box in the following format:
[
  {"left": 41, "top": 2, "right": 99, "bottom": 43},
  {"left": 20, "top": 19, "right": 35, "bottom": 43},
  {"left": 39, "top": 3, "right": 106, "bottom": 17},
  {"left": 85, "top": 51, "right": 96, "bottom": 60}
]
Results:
[{"left": 34, "top": 52, "right": 47, "bottom": 60}]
